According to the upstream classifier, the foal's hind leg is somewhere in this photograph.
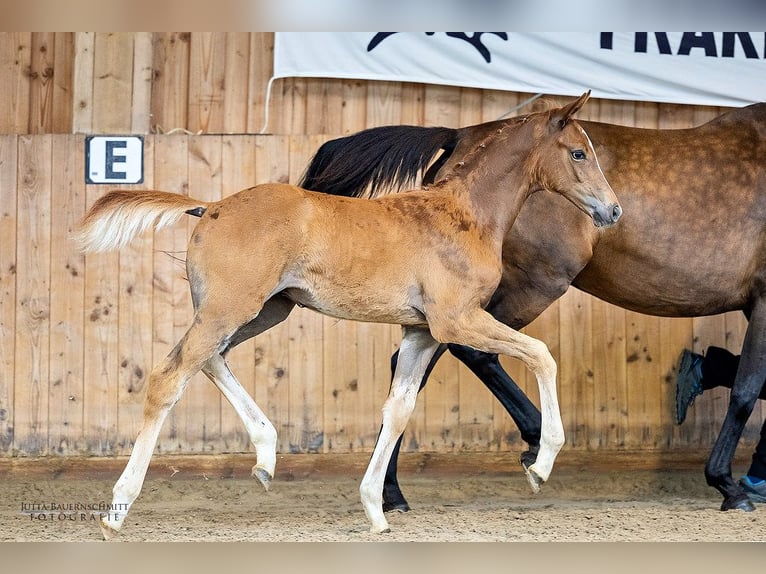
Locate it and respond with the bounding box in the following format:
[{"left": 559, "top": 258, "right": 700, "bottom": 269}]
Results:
[
  {"left": 203, "top": 355, "right": 278, "bottom": 490},
  {"left": 100, "top": 316, "right": 228, "bottom": 539},
  {"left": 360, "top": 327, "right": 440, "bottom": 533},
  {"left": 201, "top": 296, "right": 296, "bottom": 491}
]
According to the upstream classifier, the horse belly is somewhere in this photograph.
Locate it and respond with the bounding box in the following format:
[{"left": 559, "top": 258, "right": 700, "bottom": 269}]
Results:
[{"left": 283, "top": 286, "right": 427, "bottom": 326}]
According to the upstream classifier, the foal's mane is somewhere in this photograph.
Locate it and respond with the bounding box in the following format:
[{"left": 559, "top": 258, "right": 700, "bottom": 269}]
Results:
[{"left": 426, "top": 114, "right": 531, "bottom": 191}]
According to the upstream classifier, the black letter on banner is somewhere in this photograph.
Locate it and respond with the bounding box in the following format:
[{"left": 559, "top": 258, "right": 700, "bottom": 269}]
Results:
[
  {"left": 722, "top": 33, "right": 758, "bottom": 58},
  {"left": 678, "top": 32, "right": 717, "bottom": 56}
]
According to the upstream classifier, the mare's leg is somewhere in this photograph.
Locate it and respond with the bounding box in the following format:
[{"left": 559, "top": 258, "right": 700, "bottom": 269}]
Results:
[
  {"left": 100, "top": 314, "right": 228, "bottom": 539},
  {"left": 430, "top": 310, "right": 564, "bottom": 491},
  {"left": 382, "top": 343, "right": 449, "bottom": 512},
  {"left": 705, "top": 298, "right": 766, "bottom": 512},
  {"left": 201, "top": 296, "right": 296, "bottom": 490},
  {"left": 360, "top": 327, "right": 440, "bottom": 533}
]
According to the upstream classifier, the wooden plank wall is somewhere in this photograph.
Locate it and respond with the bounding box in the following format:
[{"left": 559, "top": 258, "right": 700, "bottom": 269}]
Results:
[{"left": 0, "top": 32, "right": 762, "bottom": 458}]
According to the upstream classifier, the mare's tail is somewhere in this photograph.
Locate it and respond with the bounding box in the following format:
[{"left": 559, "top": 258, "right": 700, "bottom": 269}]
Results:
[
  {"left": 300, "top": 125, "right": 459, "bottom": 198},
  {"left": 74, "top": 189, "right": 210, "bottom": 253}
]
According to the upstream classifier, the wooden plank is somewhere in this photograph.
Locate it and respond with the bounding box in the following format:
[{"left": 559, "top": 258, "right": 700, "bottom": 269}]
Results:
[
  {"left": 591, "top": 299, "right": 628, "bottom": 448},
  {"left": 14, "top": 135, "right": 52, "bottom": 455},
  {"left": 252, "top": 134, "right": 292, "bottom": 452},
  {"left": 150, "top": 33, "right": 190, "bottom": 134},
  {"left": 625, "top": 311, "right": 664, "bottom": 448},
  {"left": 423, "top": 84, "right": 462, "bottom": 128},
  {"left": 286, "top": 136, "right": 324, "bottom": 453},
  {"left": 151, "top": 135, "right": 190, "bottom": 454},
  {"left": 322, "top": 316, "right": 359, "bottom": 452},
  {"left": 185, "top": 135, "right": 223, "bottom": 452},
  {"left": 130, "top": 32, "right": 153, "bottom": 134},
  {"left": 71, "top": 32, "right": 94, "bottom": 134},
  {"left": 0, "top": 135, "right": 18, "bottom": 454},
  {"left": 305, "top": 77, "right": 343, "bottom": 134},
  {"left": 114, "top": 137, "right": 155, "bottom": 456},
  {"left": 480, "top": 89, "right": 515, "bottom": 122},
  {"left": 457, "top": 87, "right": 483, "bottom": 127},
  {"left": 399, "top": 83, "right": 424, "bottom": 127},
  {"left": 48, "top": 134, "right": 85, "bottom": 455},
  {"left": 51, "top": 33, "right": 74, "bottom": 133},
  {"left": 365, "top": 81, "right": 402, "bottom": 127},
  {"left": 0, "top": 33, "right": 31, "bottom": 133},
  {"left": 28, "top": 33, "right": 56, "bottom": 134},
  {"left": 557, "top": 288, "right": 594, "bottom": 449},
  {"left": 188, "top": 33, "right": 226, "bottom": 134},
  {"left": 222, "top": 33, "right": 251, "bottom": 134},
  {"left": 92, "top": 32, "right": 134, "bottom": 133},
  {"left": 246, "top": 33, "right": 273, "bottom": 134}
]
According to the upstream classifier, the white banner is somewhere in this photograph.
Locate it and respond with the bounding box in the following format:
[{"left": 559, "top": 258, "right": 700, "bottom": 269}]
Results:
[{"left": 273, "top": 32, "right": 766, "bottom": 108}]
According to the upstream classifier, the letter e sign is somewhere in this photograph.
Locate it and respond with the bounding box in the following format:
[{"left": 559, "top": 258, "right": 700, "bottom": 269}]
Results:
[{"left": 85, "top": 136, "right": 144, "bottom": 184}]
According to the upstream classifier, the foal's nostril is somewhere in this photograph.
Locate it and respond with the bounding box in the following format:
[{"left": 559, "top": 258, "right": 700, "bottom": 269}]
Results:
[{"left": 612, "top": 204, "right": 623, "bottom": 222}]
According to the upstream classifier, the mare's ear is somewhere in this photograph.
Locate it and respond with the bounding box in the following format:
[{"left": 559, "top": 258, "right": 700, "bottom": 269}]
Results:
[{"left": 550, "top": 90, "right": 591, "bottom": 131}]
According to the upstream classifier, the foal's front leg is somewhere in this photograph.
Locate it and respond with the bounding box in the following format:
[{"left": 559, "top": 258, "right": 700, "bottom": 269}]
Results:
[
  {"left": 430, "top": 309, "right": 564, "bottom": 491},
  {"left": 359, "top": 326, "right": 440, "bottom": 533}
]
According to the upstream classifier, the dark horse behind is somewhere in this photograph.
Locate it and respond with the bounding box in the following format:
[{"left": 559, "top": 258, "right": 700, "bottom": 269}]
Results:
[{"left": 300, "top": 101, "right": 766, "bottom": 513}]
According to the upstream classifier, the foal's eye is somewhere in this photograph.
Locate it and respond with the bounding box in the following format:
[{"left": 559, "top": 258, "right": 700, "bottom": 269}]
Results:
[{"left": 571, "top": 150, "right": 587, "bottom": 161}]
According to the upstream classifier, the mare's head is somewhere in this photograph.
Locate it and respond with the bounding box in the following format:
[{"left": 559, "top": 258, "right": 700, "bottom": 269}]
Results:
[{"left": 525, "top": 91, "right": 622, "bottom": 227}]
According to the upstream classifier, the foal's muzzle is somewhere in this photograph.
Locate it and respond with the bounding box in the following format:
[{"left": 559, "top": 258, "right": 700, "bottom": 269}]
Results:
[{"left": 593, "top": 202, "right": 622, "bottom": 227}]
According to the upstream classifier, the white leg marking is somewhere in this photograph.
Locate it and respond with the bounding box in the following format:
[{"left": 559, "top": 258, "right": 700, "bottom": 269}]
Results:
[
  {"left": 359, "top": 327, "right": 439, "bottom": 533},
  {"left": 203, "top": 354, "right": 278, "bottom": 488}
]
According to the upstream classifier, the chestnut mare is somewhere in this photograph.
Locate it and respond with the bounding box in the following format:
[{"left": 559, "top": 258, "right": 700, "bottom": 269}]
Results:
[
  {"left": 300, "top": 101, "right": 766, "bottom": 514},
  {"left": 76, "top": 94, "right": 621, "bottom": 536}
]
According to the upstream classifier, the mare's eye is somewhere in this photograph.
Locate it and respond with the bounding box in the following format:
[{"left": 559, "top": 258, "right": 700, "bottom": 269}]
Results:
[{"left": 571, "top": 150, "right": 586, "bottom": 161}]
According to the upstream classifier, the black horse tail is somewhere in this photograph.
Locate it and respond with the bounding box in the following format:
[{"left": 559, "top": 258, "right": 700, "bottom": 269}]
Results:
[{"left": 299, "top": 125, "right": 459, "bottom": 198}]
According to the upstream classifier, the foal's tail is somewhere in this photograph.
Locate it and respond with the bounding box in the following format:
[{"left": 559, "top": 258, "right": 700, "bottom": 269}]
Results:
[
  {"left": 74, "top": 189, "right": 210, "bottom": 253},
  {"left": 299, "top": 125, "right": 459, "bottom": 198}
]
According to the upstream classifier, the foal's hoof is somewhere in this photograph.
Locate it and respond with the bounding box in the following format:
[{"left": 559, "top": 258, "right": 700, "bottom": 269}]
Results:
[
  {"left": 523, "top": 465, "right": 544, "bottom": 494},
  {"left": 252, "top": 466, "right": 273, "bottom": 492},
  {"left": 383, "top": 500, "right": 411, "bottom": 513},
  {"left": 100, "top": 519, "right": 120, "bottom": 541},
  {"left": 720, "top": 493, "right": 756, "bottom": 512}
]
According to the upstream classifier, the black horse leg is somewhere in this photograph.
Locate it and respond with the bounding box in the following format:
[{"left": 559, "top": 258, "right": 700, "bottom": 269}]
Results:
[
  {"left": 447, "top": 344, "right": 542, "bottom": 467},
  {"left": 705, "top": 299, "right": 766, "bottom": 512},
  {"left": 382, "top": 343, "right": 450, "bottom": 512}
]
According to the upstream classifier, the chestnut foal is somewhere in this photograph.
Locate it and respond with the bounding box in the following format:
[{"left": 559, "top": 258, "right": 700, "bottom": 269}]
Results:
[{"left": 76, "top": 93, "right": 621, "bottom": 536}]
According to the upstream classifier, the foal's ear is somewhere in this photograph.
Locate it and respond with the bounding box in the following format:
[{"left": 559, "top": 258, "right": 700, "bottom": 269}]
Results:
[{"left": 550, "top": 90, "right": 591, "bottom": 131}]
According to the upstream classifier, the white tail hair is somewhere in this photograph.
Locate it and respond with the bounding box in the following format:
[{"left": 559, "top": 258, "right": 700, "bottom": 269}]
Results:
[{"left": 73, "top": 189, "right": 210, "bottom": 253}]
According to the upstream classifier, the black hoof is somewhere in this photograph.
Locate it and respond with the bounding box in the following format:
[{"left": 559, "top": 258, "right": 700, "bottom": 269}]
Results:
[
  {"left": 383, "top": 500, "right": 410, "bottom": 513},
  {"left": 520, "top": 449, "right": 538, "bottom": 469},
  {"left": 720, "top": 493, "right": 756, "bottom": 512}
]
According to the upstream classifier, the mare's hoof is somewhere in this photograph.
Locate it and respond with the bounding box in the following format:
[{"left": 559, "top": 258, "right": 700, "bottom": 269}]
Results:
[
  {"left": 383, "top": 500, "right": 410, "bottom": 513},
  {"left": 720, "top": 493, "right": 756, "bottom": 512},
  {"left": 520, "top": 449, "right": 538, "bottom": 469},
  {"left": 252, "top": 466, "right": 273, "bottom": 492}
]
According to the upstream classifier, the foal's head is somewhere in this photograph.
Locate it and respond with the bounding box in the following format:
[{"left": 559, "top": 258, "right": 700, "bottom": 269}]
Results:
[{"left": 524, "top": 92, "right": 622, "bottom": 227}]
